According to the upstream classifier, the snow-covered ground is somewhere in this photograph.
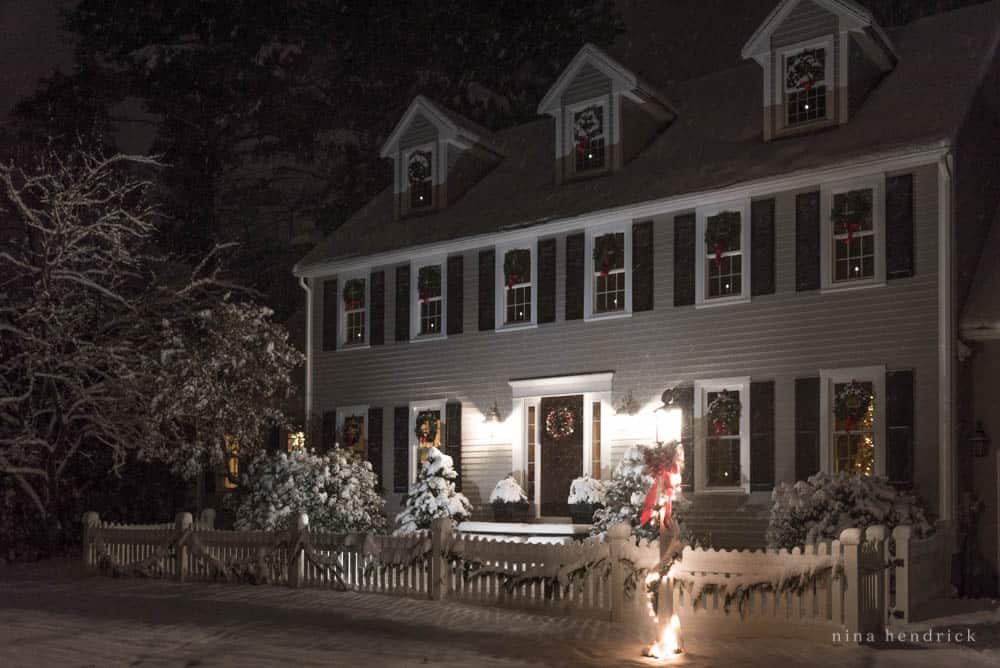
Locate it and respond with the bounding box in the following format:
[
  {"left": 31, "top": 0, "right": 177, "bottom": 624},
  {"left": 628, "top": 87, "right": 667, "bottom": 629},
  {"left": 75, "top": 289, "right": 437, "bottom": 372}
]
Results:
[{"left": 0, "top": 559, "right": 998, "bottom": 667}]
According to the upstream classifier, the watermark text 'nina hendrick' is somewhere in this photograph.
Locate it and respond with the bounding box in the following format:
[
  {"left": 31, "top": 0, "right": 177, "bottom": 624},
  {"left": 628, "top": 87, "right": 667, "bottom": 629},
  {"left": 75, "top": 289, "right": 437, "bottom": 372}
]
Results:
[{"left": 833, "top": 628, "right": 977, "bottom": 644}]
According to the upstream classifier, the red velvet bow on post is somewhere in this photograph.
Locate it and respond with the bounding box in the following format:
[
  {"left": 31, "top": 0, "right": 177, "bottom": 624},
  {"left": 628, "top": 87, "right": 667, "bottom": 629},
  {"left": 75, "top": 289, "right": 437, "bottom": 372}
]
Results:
[{"left": 640, "top": 464, "right": 681, "bottom": 527}]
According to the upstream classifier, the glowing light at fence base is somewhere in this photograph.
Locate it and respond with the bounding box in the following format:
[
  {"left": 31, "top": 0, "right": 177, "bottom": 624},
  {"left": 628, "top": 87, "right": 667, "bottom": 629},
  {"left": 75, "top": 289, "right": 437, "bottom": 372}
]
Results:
[{"left": 647, "top": 615, "right": 683, "bottom": 659}]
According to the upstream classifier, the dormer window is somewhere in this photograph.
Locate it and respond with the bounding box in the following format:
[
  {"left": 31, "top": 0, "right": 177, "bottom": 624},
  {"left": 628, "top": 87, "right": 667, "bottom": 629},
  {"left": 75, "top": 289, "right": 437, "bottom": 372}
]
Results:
[
  {"left": 407, "top": 148, "right": 433, "bottom": 209},
  {"left": 572, "top": 102, "right": 606, "bottom": 173},
  {"left": 784, "top": 44, "right": 829, "bottom": 126}
]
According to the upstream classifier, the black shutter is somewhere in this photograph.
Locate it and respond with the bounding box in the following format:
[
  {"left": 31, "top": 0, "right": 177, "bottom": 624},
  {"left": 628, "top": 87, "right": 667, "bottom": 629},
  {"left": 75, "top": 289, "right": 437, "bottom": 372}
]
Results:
[
  {"left": 886, "top": 174, "right": 915, "bottom": 280},
  {"left": 886, "top": 370, "right": 914, "bottom": 487},
  {"left": 751, "top": 199, "right": 776, "bottom": 296},
  {"left": 632, "top": 220, "right": 655, "bottom": 312},
  {"left": 393, "top": 406, "right": 409, "bottom": 493},
  {"left": 565, "top": 233, "right": 585, "bottom": 320},
  {"left": 370, "top": 270, "right": 385, "bottom": 346},
  {"left": 478, "top": 249, "right": 495, "bottom": 331},
  {"left": 750, "top": 380, "right": 776, "bottom": 491},
  {"left": 322, "top": 278, "right": 338, "bottom": 351},
  {"left": 447, "top": 255, "right": 464, "bottom": 335},
  {"left": 676, "top": 386, "right": 695, "bottom": 491},
  {"left": 395, "top": 266, "right": 410, "bottom": 342},
  {"left": 321, "top": 409, "right": 337, "bottom": 454},
  {"left": 795, "top": 191, "right": 821, "bottom": 291},
  {"left": 445, "top": 401, "right": 463, "bottom": 492},
  {"left": 367, "top": 407, "right": 384, "bottom": 488},
  {"left": 673, "top": 213, "right": 696, "bottom": 306},
  {"left": 537, "top": 238, "right": 556, "bottom": 324},
  {"left": 794, "top": 377, "right": 820, "bottom": 480}
]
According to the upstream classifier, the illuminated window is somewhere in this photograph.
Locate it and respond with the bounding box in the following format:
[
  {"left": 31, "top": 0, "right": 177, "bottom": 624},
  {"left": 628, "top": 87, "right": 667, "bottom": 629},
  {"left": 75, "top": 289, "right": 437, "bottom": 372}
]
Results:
[
  {"left": 833, "top": 381, "right": 875, "bottom": 475},
  {"left": 591, "top": 401, "right": 601, "bottom": 479},
  {"left": 416, "top": 264, "right": 443, "bottom": 336},
  {"left": 831, "top": 188, "right": 875, "bottom": 283},
  {"left": 503, "top": 248, "right": 532, "bottom": 325},
  {"left": 223, "top": 436, "right": 239, "bottom": 490},
  {"left": 342, "top": 277, "right": 367, "bottom": 345},
  {"left": 286, "top": 431, "right": 305, "bottom": 451},
  {"left": 572, "top": 102, "right": 606, "bottom": 172},
  {"left": 784, "top": 46, "right": 827, "bottom": 126},
  {"left": 695, "top": 377, "right": 750, "bottom": 492},
  {"left": 592, "top": 231, "right": 625, "bottom": 314},
  {"left": 407, "top": 149, "right": 432, "bottom": 209},
  {"left": 704, "top": 210, "right": 742, "bottom": 299}
]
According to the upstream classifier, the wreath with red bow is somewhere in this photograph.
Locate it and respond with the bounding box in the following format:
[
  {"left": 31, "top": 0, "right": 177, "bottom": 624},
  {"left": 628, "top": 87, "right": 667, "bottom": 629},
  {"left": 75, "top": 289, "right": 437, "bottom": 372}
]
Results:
[
  {"left": 786, "top": 48, "right": 825, "bottom": 91},
  {"left": 640, "top": 442, "right": 683, "bottom": 527},
  {"left": 503, "top": 249, "right": 531, "bottom": 289},
  {"left": 704, "top": 211, "right": 741, "bottom": 268},
  {"left": 706, "top": 390, "right": 741, "bottom": 436},
  {"left": 414, "top": 411, "right": 439, "bottom": 443},
  {"left": 834, "top": 381, "right": 872, "bottom": 431},
  {"left": 592, "top": 234, "right": 623, "bottom": 277},
  {"left": 342, "top": 279, "right": 365, "bottom": 310},
  {"left": 831, "top": 190, "right": 872, "bottom": 246},
  {"left": 417, "top": 266, "right": 441, "bottom": 303},
  {"left": 545, "top": 406, "right": 576, "bottom": 440},
  {"left": 341, "top": 415, "right": 364, "bottom": 451}
]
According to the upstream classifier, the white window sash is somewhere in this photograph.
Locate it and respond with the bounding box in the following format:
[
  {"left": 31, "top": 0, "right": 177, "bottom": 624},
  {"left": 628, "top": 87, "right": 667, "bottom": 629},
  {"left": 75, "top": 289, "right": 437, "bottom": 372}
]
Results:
[
  {"left": 820, "top": 175, "right": 886, "bottom": 291},
  {"left": 694, "top": 377, "right": 751, "bottom": 493},
  {"left": 585, "top": 225, "right": 632, "bottom": 320}
]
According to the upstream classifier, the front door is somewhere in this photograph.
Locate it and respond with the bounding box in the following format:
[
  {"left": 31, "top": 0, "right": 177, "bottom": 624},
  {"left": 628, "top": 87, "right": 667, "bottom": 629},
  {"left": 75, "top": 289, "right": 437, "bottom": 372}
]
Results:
[{"left": 539, "top": 394, "right": 584, "bottom": 517}]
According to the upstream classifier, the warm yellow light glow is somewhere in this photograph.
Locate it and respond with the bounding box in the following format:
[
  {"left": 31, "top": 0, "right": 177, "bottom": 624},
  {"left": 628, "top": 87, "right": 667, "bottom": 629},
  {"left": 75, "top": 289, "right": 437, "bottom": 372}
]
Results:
[
  {"left": 287, "top": 431, "right": 305, "bottom": 451},
  {"left": 655, "top": 407, "right": 683, "bottom": 443},
  {"left": 648, "top": 615, "right": 683, "bottom": 659}
]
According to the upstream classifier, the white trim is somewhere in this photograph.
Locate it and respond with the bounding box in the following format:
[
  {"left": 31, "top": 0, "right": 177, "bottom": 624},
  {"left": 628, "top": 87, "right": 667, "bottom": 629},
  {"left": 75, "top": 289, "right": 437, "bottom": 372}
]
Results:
[
  {"left": 694, "top": 377, "right": 751, "bottom": 494},
  {"left": 294, "top": 144, "right": 949, "bottom": 278},
  {"left": 778, "top": 35, "right": 836, "bottom": 127},
  {"left": 742, "top": 0, "right": 874, "bottom": 61},
  {"left": 696, "top": 197, "right": 751, "bottom": 307},
  {"left": 509, "top": 372, "right": 614, "bottom": 399},
  {"left": 339, "top": 270, "right": 370, "bottom": 350},
  {"left": 408, "top": 399, "right": 447, "bottom": 484},
  {"left": 585, "top": 222, "right": 632, "bottom": 320},
  {"left": 537, "top": 43, "right": 638, "bottom": 115},
  {"left": 495, "top": 238, "right": 538, "bottom": 330},
  {"left": 819, "top": 365, "right": 886, "bottom": 477},
  {"left": 410, "top": 255, "right": 447, "bottom": 342},
  {"left": 299, "top": 276, "right": 313, "bottom": 425},
  {"left": 820, "top": 173, "right": 886, "bottom": 291},
  {"left": 938, "top": 154, "right": 955, "bottom": 522}
]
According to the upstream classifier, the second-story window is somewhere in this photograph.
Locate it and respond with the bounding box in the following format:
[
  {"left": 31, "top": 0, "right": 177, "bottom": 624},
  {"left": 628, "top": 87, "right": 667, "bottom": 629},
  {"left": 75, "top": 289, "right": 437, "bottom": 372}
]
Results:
[
  {"left": 408, "top": 149, "right": 432, "bottom": 210},
  {"left": 417, "top": 264, "right": 443, "bottom": 335},
  {"left": 831, "top": 188, "right": 875, "bottom": 283},
  {"left": 503, "top": 248, "right": 532, "bottom": 325},
  {"left": 573, "top": 103, "right": 606, "bottom": 172},
  {"left": 592, "top": 231, "right": 625, "bottom": 313},
  {"left": 342, "top": 277, "right": 367, "bottom": 345},
  {"left": 784, "top": 46, "right": 827, "bottom": 126},
  {"left": 704, "top": 210, "right": 742, "bottom": 299}
]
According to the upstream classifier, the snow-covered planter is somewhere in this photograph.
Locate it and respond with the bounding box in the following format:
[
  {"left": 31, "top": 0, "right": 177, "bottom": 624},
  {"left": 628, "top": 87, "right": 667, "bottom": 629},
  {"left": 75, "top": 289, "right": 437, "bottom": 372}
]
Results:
[
  {"left": 395, "top": 447, "right": 472, "bottom": 534},
  {"left": 767, "top": 471, "right": 934, "bottom": 549},
  {"left": 229, "top": 448, "right": 388, "bottom": 534},
  {"left": 489, "top": 474, "right": 530, "bottom": 522},
  {"left": 567, "top": 475, "right": 605, "bottom": 524}
]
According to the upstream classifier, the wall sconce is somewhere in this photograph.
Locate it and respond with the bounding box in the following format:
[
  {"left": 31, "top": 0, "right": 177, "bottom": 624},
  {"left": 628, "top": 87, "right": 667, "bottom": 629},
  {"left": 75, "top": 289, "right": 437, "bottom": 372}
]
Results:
[
  {"left": 484, "top": 400, "right": 502, "bottom": 441},
  {"left": 970, "top": 421, "right": 990, "bottom": 458},
  {"left": 655, "top": 388, "right": 683, "bottom": 444},
  {"left": 615, "top": 390, "right": 641, "bottom": 416}
]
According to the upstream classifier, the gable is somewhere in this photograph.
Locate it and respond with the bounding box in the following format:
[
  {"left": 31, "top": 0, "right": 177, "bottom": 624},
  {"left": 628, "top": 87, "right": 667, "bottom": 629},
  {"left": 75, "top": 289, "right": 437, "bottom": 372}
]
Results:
[
  {"left": 561, "top": 63, "right": 613, "bottom": 107},
  {"left": 399, "top": 113, "right": 438, "bottom": 150},
  {"left": 742, "top": 0, "right": 890, "bottom": 62},
  {"left": 771, "top": 0, "right": 839, "bottom": 48}
]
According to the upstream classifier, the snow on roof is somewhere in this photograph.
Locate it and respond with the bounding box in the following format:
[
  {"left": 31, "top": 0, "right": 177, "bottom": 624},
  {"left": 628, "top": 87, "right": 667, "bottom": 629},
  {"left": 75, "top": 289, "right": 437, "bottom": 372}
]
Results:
[{"left": 296, "top": 2, "right": 1000, "bottom": 275}]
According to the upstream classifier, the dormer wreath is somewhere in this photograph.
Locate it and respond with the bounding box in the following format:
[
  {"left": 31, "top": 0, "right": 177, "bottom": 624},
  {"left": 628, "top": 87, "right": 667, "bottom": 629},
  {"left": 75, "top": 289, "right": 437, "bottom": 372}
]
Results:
[
  {"left": 706, "top": 390, "right": 741, "bottom": 436},
  {"left": 573, "top": 105, "right": 604, "bottom": 155},
  {"left": 408, "top": 150, "right": 431, "bottom": 184},
  {"left": 786, "top": 48, "right": 825, "bottom": 91},
  {"left": 342, "top": 278, "right": 365, "bottom": 310},
  {"left": 592, "top": 234, "right": 623, "bottom": 277},
  {"left": 834, "top": 380, "right": 872, "bottom": 432},
  {"left": 417, "top": 266, "right": 441, "bottom": 303},
  {"left": 831, "top": 191, "right": 871, "bottom": 246},
  {"left": 704, "top": 211, "right": 741, "bottom": 268},
  {"left": 503, "top": 249, "right": 531, "bottom": 288}
]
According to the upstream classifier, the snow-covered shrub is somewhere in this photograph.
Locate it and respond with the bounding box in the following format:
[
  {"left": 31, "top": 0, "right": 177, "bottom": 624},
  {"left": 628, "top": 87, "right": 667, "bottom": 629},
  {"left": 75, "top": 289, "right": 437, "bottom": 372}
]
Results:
[
  {"left": 767, "top": 471, "right": 934, "bottom": 549},
  {"left": 489, "top": 475, "right": 528, "bottom": 504},
  {"left": 394, "top": 447, "right": 472, "bottom": 535},
  {"left": 568, "top": 475, "right": 606, "bottom": 505},
  {"left": 230, "top": 448, "right": 387, "bottom": 534},
  {"left": 590, "top": 445, "right": 690, "bottom": 542}
]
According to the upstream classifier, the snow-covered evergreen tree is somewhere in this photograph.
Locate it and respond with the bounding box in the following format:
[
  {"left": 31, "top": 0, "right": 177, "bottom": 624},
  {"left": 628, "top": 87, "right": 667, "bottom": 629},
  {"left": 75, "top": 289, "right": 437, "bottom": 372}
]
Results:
[
  {"left": 230, "top": 448, "right": 387, "bottom": 534},
  {"left": 394, "top": 447, "right": 472, "bottom": 535},
  {"left": 767, "top": 471, "right": 933, "bottom": 549}
]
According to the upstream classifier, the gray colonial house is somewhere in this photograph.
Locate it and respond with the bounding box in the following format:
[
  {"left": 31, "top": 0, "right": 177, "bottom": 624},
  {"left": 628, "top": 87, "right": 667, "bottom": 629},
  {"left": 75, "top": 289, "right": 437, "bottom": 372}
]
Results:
[{"left": 294, "top": 0, "right": 1000, "bottom": 559}]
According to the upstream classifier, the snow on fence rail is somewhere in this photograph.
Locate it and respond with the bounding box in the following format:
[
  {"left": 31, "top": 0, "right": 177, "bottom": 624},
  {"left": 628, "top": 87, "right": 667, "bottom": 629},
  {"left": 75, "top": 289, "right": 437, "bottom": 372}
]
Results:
[{"left": 82, "top": 511, "right": 940, "bottom": 639}]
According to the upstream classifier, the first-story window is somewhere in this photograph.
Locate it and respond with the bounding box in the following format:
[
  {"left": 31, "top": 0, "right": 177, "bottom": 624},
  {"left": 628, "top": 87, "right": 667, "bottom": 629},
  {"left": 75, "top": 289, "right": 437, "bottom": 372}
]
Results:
[
  {"left": 342, "top": 277, "right": 367, "bottom": 345},
  {"left": 704, "top": 210, "right": 742, "bottom": 299},
  {"left": 593, "top": 231, "right": 626, "bottom": 313},
  {"left": 695, "top": 378, "right": 749, "bottom": 492},
  {"left": 416, "top": 264, "right": 443, "bottom": 336},
  {"left": 337, "top": 408, "right": 368, "bottom": 462},
  {"left": 832, "top": 380, "right": 875, "bottom": 475},
  {"left": 503, "top": 247, "right": 532, "bottom": 325},
  {"left": 526, "top": 405, "right": 537, "bottom": 503},
  {"left": 410, "top": 400, "right": 445, "bottom": 481}
]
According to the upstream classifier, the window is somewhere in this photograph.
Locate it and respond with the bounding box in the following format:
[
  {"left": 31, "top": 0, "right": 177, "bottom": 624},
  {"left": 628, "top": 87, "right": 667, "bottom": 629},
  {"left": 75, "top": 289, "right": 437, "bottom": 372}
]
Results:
[
  {"left": 527, "top": 405, "right": 537, "bottom": 503},
  {"left": 496, "top": 241, "right": 537, "bottom": 329},
  {"left": 820, "top": 367, "right": 885, "bottom": 477},
  {"left": 337, "top": 407, "right": 368, "bottom": 461},
  {"left": 821, "top": 176, "right": 884, "bottom": 290},
  {"left": 342, "top": 277, "right": 367, "bottom": 346},
  {"left": 412, "top": 261, "right": 445, "bottom": 338},
  {"left": 697, "top": 199, "right": 750, "bottom": 306},
  {"left": 571, "top": 100, "right": 606, "bottom": 173},
  {"left": 695, "top": 377, "right": 750, "bottom": 493},
  {"left": 784, "top": 44, "right": 829, "bottom": 126},
  {"left": 587, "top": 227, "right": 630, "bottom": 317},
  {"left": 409, "top": 399, "right": 446, "bottom": 481},
  {"left": 591, "top": 401, "right": 601, "bottom": 478},
  {"left": 223, "top": 435, "right": 239, "bottom": 490},
  {"left": 407, "top": 148, "right": 433, "bottom": 209}
]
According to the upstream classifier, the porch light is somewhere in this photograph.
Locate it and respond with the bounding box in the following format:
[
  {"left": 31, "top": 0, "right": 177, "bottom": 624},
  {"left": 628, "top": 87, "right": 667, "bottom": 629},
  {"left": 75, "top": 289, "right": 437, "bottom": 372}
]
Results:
[
  {"left": 655, "top": 388, "right": 683, "bottom": 444},
  {"left": 484, "top": 400, "right": 502, "bottom": 441},
  {"left": 970, "top": 421, "right": 990, "bottom": 458}
]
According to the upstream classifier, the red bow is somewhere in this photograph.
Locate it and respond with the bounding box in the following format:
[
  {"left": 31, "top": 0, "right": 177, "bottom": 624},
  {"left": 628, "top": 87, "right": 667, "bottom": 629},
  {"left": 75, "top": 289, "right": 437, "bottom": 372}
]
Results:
[
  {"left": 600, "top": 262, "right": 609, "bottom": 278},
  {"left": 640, "top": 465, "right": 681, "bottom": 527},
  {"left": 846, "top": 221, "right": 859, "bottom": 246},
  {"left": 714, "top": 242, "right": 723, "bottom": 268}
]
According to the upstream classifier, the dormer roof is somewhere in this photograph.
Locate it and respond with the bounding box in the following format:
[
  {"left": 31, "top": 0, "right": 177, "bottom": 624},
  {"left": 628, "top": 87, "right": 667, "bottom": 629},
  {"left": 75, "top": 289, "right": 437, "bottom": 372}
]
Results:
[
  {"left": 741, "top": 0, "right": 897, "bottom": 63},
  {"left": 536, "top": 43, "right": 675, "bottom": 116},
  {"left": 379, "top": 95, "right": 500, "bottom": 159}
]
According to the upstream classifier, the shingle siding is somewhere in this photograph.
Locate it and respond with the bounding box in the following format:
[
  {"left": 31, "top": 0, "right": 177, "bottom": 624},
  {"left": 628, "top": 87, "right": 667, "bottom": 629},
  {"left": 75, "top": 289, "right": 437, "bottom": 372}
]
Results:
[
  {"left": 770, "top": 0, "right": 838, "bottom": 49},
  {"left": 561, "top": 63, "right": 613, "bottom": 106},
  {"left": 310, "top": 164, "right": 940, "bottom": 516}
]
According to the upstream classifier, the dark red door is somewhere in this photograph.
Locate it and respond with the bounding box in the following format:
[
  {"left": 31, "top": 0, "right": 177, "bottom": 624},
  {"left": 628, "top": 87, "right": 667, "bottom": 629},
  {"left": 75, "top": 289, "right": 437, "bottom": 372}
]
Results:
[{"left": 539, "top": 394, "right": 584, "bottom": 517}]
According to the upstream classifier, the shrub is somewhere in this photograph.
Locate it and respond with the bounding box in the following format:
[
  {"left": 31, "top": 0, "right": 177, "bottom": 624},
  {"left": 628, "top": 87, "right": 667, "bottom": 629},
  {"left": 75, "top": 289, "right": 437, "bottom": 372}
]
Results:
[
  {"left": 489, "top": 475, "right": 528, "bottom": 504},
  {"left": 567, "top": 475, "right": 606, "bottom": 505},
  {"left": 767, "top": 471, "right": 933, "bottom": 549},
  {"left": 394, "top": 447, "right": 472, "bottom": 534},
  {"left": 230, "top": 448, "right": 388, "bottom": 534}
]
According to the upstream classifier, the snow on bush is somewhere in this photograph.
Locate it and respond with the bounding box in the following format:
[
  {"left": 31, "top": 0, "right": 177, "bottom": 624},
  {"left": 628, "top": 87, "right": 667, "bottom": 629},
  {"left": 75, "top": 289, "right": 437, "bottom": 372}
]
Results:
[
  {"left": 567, "top": 475, "right": 606, "bottom": 505},
  {"left": 230, "top": 448, "right": 387, "bottom": 534},
  {"left": 489, "top": 474, "right": 528, "bottom": 504},
  {"left": 767, "top": 471, "right": 934, "bottom": 549},
  {"left": 590, "top": 446, "right": 689, "bottom": 542},
  {"left": 394, "top": 447, "right": 472, "bottom": 535}
]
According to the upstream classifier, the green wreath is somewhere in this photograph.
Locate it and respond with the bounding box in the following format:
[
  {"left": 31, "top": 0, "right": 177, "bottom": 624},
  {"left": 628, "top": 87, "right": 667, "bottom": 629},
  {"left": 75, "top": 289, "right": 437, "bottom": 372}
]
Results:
[
  {"left": 704, "top": 211, "right": 741, "bottom": 265},
  {"left": 417, "top": 266, "right": 441, "bottom": 302},
  {"left": 341, "top": 415, "right": 364, "bottom": 450},
  {"left": 545, "top": 406, "right": 575, "bottom": 440},
  {"left": 414, "top": 410, "right": 439, "bottom": 442},
  {"left": 834, "top": 381, "right": 872, "bottom": 430},
  {"left": 786, "top": 48, "right": 825, "bottom": 91},
  {"left": 706, "top": 390, "right": 741, "bottom": 436},
  {"left": 342, "top": 279, "right": 365, "bottom": 310},
  {"left": 592, "top": 234, "right": 623, "bottom": 275},
  {"left": 503, "top": 249, "right": 531, "bottom": 288},
  {"left": 831, "top": 191, "right": 872, "bottom": 238}
]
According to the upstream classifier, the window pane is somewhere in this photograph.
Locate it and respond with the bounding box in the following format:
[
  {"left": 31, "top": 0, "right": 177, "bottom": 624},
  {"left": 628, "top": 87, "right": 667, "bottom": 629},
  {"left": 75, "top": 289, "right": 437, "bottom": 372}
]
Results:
[
  {"left": 527, "top": 406, "right": 536, "bottom": 503},
  {"left": 408, "top": 150, "right": 432, "bottom": 209},
  {"left": 706, "top": 437, "right": 741, "bottom": 486},
  {"left": 833, "top": 381, "right": 875, "bottom": 476},
  {"left": 785, "top": 48, "right": 826, "bottom": 126},
  {"left": 416, "top": 410, "right": 441, "bottom": 465},
  {"left": 593, "top": 233, "right": 625, "bottom": 272},
  {"left": 420, "top": 298, "right": 442, "bottom": 335},
  {"left": 417, "top": 265, "right": 441, "bottom": 299},
  {"left": 831, "top": 189, "right": 875, "bottom": 283},
  {"left": 594, "top": 270, "right": 625, "bottom": 313},
  {"left": 573, "top": 105, "right": 605, "bottom": 172},
  {"left": 506, "top": 285, "right": 531, "bottom": 324}
]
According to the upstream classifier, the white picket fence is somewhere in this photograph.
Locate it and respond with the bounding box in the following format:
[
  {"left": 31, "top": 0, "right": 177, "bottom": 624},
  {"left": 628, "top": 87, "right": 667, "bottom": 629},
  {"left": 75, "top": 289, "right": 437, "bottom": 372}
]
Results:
[{"left": 82, "top": 511, "right": 946, "bottom": 640}]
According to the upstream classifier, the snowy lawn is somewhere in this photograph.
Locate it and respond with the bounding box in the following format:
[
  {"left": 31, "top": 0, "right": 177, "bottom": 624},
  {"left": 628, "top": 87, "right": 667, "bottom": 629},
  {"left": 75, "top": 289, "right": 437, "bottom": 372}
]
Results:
[{"left": 1, "top": 559, "right": 999, "bottom": 667}]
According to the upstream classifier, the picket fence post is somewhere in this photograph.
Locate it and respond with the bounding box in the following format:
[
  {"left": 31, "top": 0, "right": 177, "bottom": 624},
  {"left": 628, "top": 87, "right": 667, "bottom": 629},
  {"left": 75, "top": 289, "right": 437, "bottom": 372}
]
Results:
[
  {"left": 840, "top": 528, "right": 862, "bottom": 639},
  {"left": 288, "top": 513, "right": 308, "bottom": 588},
  {"left": 608, "top": 522, "right": 631, "bottom": 623},
  {"left": 866, "top": 525, "right": 887, "bottom": 630},
  {"left": 175, "top": 512, "right": 192, "bottom": 582},
  {"left": 891, "top": 525, "right": 911, "bottom": 623},
  {"left": 430, "top": 517, "right": 452, "bottom": 601},
  {"left": 82, "top": 511, "right": 100, "bottom": 572}
]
